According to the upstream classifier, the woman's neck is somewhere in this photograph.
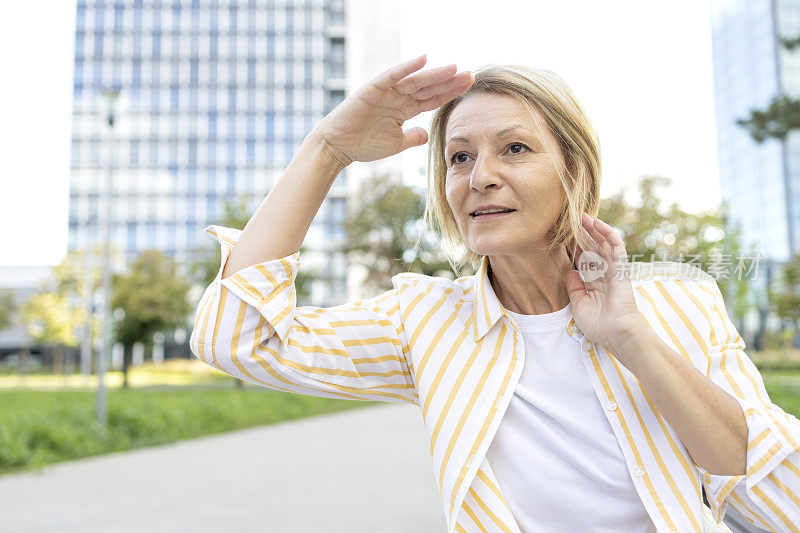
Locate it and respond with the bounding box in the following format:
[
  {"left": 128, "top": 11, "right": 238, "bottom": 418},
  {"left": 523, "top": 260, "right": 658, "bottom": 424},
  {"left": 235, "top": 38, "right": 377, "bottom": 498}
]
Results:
[{"left": 487, "top": 247, "right": 573, "bottom": 315}]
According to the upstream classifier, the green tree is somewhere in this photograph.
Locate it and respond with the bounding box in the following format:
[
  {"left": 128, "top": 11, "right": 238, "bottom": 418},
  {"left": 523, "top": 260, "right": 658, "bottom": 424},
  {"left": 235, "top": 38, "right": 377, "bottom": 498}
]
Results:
[
  {"left": 0, "top": 290, "right": 17, "bottom": 333},
  {"left": 340, "top": 172, "right": 453, "bottom": 294},
  {"left": 736, "top": 94, "right": 800, "bottom": 143},
  {"left": 769, "top": 253, "right": 800, "bottom": 343},
  {"left": 49, "top": 246, "right": 106, "bottom": 369},
  {"left": 598, "top": 175, "right": 725, "bottom": 264},
  {"left": 718, "top": 219, "right": 759, "bottom": 337},
  {"left": 19, "top": 292, "right": 84, "bottom": 373},
  {"left": 16, "top": 247, "right": 109, "bottom": 374},
  {"left": 111, "top": 250, "right": 193, "bottom": 388},
  {"left": 736, "top": 34, "right": 800, "bottom": 142},
  {"left": 598, "top": 175, "right": 754, "bottom": 333}
]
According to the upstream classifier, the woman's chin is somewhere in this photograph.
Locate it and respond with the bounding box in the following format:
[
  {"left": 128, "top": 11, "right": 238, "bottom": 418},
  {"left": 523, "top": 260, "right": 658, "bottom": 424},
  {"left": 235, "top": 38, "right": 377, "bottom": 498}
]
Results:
[
  {"left": 467, "top": 236, "right": 546, "bottom": 258},
  {"left": 467, "top": 239, "right": 517, "bottom": 257}
]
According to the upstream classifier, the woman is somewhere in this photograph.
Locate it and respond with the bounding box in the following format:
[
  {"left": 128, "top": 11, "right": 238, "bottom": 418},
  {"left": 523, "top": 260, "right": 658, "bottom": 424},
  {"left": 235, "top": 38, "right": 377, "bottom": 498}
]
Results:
[{"left": 191, "top": 55, "right": 800, "bottom": 532}]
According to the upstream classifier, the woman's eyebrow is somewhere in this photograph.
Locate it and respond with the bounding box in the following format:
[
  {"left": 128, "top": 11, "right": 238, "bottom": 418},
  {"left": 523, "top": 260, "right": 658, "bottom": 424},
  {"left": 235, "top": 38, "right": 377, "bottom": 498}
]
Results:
[{"left": 446, "top": 124, "right": 533, "bottom": 146}]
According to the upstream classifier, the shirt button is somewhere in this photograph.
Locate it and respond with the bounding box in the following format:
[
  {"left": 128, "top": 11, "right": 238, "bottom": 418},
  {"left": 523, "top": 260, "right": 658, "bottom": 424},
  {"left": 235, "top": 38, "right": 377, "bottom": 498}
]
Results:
[
  {"left": 582, "top": 340, "right": 593, "bottom": 351},
  {"left": 635, "top": 466, "right": 646, "bottom": 477},
  {"left": 607, "top": 401, "right": 617, "bottom": 411}
]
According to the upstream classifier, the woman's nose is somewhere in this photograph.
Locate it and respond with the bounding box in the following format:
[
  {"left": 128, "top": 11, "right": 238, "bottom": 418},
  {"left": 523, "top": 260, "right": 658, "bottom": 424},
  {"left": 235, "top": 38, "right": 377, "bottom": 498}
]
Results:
[{"left": 469, "top": 154, "right": 501, "bottom": 191}]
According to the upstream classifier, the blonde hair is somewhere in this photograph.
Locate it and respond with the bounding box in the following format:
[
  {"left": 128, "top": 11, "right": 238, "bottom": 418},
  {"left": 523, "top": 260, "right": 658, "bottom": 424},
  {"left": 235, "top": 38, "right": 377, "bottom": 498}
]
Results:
[{"left": 419, "top": 65, "right": 602, "bottom": 274}]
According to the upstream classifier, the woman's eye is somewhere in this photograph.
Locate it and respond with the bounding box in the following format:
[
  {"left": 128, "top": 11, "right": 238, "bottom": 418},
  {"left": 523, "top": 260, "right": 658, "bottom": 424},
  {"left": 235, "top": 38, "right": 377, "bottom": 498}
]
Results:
[
  {"left": 450, "top": 153, "right": 469, "bottom": 165},
  {"left": 508, "top": 142, "right": 529, "bottom": 154},
  {"left": 450, "top": 144, "right": 528, "bottom": 165}
]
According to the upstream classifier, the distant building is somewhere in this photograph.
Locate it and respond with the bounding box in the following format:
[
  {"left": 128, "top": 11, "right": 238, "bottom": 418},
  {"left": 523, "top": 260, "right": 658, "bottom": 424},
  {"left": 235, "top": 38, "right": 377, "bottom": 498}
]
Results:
[
  {"left": 69, "top": 0, "right": 350, "bottom": 308},
  {"left": 710, "top": 0, "right": 800, "bottom": 336}
]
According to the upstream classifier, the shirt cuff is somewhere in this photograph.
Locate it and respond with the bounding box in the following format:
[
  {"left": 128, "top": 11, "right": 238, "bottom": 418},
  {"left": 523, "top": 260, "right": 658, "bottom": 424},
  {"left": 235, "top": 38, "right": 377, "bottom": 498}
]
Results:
[
  {"left": 204, "top": 224, "right": 301, "bottom": 343},
  {"left": 695, "top": 394, "right": 797, "bottom": 524}
]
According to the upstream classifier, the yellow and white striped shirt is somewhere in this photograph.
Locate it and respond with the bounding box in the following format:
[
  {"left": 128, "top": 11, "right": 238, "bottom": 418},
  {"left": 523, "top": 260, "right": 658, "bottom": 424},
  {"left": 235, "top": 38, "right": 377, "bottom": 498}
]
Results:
[{"left": 190, "top": 224, "right": 800, "bottom": 533}]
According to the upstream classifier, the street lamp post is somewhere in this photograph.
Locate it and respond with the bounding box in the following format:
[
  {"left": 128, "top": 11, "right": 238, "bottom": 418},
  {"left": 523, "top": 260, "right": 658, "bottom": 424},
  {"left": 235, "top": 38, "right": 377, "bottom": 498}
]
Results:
[{"left": 96, "top": 88, "right": 120, "bottom": 426}]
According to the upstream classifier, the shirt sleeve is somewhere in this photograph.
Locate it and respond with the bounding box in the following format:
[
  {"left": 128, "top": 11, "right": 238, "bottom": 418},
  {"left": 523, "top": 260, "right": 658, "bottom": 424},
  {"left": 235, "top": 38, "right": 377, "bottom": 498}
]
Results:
[
  {"left": 189, "top": 224, "right": 419, "bottom": 406},
  {"left": 688, "top": 277, "right": 800, "bottom": 531}
]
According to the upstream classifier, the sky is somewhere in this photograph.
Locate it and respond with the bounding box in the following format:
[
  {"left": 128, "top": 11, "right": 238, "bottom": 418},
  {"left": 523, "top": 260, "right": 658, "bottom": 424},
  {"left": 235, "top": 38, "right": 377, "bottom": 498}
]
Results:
[{"left": 0, "top": 0, "right": 719, "bottom": 267}]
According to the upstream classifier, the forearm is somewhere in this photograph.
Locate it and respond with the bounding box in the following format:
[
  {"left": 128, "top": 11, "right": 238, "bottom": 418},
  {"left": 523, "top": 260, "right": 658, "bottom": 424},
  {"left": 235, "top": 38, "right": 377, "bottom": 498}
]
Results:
[
  {"left": 612, "top": 325, "right": 748, "bottom": 476},
  {"left": 221, "top": 131, "right": 347, "bottom": 280}
]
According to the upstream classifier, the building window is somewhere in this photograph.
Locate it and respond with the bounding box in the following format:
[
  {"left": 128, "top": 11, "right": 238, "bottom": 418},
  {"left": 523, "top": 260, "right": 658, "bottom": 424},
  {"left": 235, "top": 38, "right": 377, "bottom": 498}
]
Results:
[{"left": 330, "top": 37, "right": 344, "bottom": 78}]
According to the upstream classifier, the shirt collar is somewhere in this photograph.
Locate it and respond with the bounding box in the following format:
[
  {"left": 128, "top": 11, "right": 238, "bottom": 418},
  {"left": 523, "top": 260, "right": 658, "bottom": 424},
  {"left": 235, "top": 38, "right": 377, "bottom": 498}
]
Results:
[
  {"left": 470, "top": 255, "right": 584, "bottom": 342},
  {"left": 471, "top": 255, "right": 508, "bottom": 342}
]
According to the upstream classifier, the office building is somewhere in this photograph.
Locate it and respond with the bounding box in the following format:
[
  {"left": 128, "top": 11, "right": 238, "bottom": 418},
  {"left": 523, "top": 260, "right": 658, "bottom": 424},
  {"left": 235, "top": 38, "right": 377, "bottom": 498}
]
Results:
[
  {"left": 69, "top": 0, "right": 349, "bottom": 307},
  {"left": 710, "top": 0, "right": 800, "bottom": 335}
]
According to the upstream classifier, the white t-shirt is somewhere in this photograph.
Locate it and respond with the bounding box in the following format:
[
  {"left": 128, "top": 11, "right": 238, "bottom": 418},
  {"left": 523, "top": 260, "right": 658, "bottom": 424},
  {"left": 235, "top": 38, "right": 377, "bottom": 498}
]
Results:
[{"left": 485, "top": 302, "right": 657, "bottom": 532}]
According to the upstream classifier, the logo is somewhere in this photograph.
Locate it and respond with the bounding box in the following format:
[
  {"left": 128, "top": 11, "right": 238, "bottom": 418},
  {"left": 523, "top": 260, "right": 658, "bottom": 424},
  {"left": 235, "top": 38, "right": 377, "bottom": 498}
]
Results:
[{"left": 576, "top": 250, "right": 608, "bottom": 282}]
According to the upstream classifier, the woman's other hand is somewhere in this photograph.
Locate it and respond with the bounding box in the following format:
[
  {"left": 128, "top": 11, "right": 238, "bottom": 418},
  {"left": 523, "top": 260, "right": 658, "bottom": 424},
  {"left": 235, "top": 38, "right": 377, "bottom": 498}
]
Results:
[
  {"left": 311, "top": 55, "right": 474, "bottom": 167},
  {"left": 566, "top": 213, "right": 646, "bottom": 355}
]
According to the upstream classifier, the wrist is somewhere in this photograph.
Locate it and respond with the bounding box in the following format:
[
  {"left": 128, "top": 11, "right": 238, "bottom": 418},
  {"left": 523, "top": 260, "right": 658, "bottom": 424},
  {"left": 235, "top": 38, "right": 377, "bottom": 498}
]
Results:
[
  {"left": 304, "top": 130, "right": 352, "bottom": 171},
  {"left": 607, "top": 316, "right": 651, "bottom": 357}
]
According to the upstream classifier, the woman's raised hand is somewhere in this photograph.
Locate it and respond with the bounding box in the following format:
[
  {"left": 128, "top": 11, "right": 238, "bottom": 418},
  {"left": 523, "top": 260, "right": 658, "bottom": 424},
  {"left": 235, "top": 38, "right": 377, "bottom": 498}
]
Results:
[{"left": 312, "top": 55, "right": 474, "bottom": 167}]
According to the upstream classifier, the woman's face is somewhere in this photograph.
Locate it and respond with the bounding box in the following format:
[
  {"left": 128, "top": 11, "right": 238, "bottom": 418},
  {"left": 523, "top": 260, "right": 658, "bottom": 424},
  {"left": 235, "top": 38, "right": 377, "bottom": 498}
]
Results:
[{"left": 443, "top": 92, "right": 568, "bottom": 258}]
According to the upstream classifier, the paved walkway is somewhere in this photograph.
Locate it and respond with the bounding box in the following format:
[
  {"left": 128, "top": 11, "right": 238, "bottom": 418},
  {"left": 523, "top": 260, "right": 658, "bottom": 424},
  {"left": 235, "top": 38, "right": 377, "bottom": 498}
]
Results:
[{"left": 0, "top": 404, "right": 446, "bottom": 533}]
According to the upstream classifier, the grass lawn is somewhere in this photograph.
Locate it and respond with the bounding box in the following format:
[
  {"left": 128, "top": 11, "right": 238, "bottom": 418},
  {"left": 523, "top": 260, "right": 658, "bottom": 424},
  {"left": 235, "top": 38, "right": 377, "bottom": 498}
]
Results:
[
  {"left": 0, "top": 385, "right": 374, "bottom": 477},
  {"left": 0, "top": 359, "right": 232, "bottom": 389},
  {"left": 2, "top": 358, "right": 799, "bottom": 479},
  {"left": 764, "top": 374, "right": 800, "bottom": 416}
]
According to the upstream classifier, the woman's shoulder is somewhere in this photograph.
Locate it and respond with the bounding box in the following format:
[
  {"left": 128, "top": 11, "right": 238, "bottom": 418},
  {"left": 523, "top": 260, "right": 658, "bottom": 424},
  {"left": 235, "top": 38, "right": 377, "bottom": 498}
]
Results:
[
  {"left": 628, "top": 260, "right": 723, "bottom": 318},
  {"left": 391, "top": 271, "right": 476, "bottom": 298},
  {"left": 628, "top": 261, "right": 735, "bottom": 355}
]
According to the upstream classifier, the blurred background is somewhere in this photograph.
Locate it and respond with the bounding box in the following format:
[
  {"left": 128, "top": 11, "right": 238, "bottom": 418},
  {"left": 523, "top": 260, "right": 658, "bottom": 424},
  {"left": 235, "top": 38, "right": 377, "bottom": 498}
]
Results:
[{"left": 0, "top": 0, "right": 798, "bottom": 531}]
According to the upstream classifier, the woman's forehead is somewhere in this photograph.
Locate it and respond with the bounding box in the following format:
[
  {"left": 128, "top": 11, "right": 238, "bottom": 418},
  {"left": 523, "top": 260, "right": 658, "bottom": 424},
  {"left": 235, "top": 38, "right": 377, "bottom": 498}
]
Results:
[{"left": 445, "top": 95, "right": 551, "bottom": 145}]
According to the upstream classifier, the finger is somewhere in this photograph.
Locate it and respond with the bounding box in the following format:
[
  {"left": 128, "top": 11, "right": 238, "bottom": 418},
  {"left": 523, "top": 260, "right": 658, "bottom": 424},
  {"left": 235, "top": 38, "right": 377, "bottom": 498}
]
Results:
[
  {"left": 574, "top": 225, "right": 610, "bottom": 287},
  {"left": 565, "top": 268, "right": 587, "bottom": 301},
  {"left": 587, "top": 215, "right": 625, "bottom": 265},
  {"left": 577, "top": 214, "right": 605, "bottom": 255},
  {"left": 585, "top": 215, "right": 630, "bottom": 282},
  {"left": 412, "top": 72, "right": 475, "bottom": 114},
  {"left": 592, "top": 217, "right": 628, "bottom": 261},
  {"left": 398, "top": 127, "right": 429, "bottom": 152},
  {"left": 569, "top": 231, "right": 600, "bottom": 279},
  {"left": 371, "top": 55, "right": 427, "bottom": 91},
  {"left": 390, "top": 64, "right": 457, "bottom": 95},
  {"left": 570, "top": 224, "right": 607, "bottom": 288},
  {"left": 581, "top": 213, "right": 612, "bottom": 261},
  {"left": 410, "top": 70, "right": 473, "bottom": 100}
]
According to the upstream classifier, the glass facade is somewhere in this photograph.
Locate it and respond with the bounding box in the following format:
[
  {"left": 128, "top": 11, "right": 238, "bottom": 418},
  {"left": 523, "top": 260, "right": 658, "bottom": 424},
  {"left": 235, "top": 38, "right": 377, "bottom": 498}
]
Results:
[
  {"left": 711, "top": 0, "right": 794, "bottom": 263},
  {"left": 775, "top": 0, "right": 800, "bottom": 258},
  {"left": 69, "top": 0, "right": 350, "bottom": 305}
]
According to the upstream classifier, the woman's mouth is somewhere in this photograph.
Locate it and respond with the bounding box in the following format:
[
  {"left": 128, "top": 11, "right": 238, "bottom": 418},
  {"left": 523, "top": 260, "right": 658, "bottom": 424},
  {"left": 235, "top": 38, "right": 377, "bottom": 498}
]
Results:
[{"left": 470, "top": 209, "right": 516, "bottom": 220}]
